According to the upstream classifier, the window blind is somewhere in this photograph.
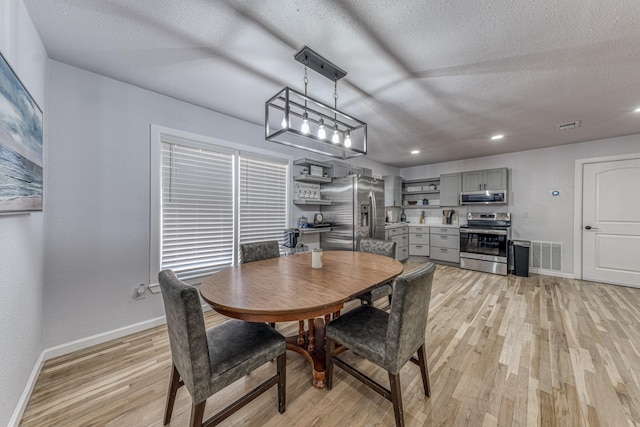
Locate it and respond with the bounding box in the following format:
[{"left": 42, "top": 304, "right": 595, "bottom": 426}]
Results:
[
  {"left": 238, "top": 155, "right": 288, "bottom": 249},
  {"left": 161, "top": 142, "right": 234, "bottom": 280}
]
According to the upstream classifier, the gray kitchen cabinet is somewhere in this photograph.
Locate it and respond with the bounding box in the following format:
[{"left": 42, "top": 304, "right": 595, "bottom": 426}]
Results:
[
  {"left": 462, "top": 168, "right": 508, "bottom": 191},
  {"left": 385, "top": 225, "right": 409, "bottom": 261},
  {"left": 326, "top": 160, "right": 350, "bottom": 178},
  {"left": 439, "top": 172, "right": 461, "bottom": 206},
  {"left": 429, "top": 227, "right": 460, "bottom": 263},
  {"left": 383, "top": 175, "right": 403, "bottom": 206},
  {"left": 409, "top": 226, "right": 429, "bottom": 256}
]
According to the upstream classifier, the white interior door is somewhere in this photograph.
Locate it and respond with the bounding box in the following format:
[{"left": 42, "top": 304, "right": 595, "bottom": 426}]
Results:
[{"left": 582, "top": 158, "right": 640, "bottom": 287}]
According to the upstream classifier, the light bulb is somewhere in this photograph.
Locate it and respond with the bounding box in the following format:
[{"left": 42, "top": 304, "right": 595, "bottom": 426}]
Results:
[
  {"left": 318, "top": 118, "right": 326, "bottom": 140},
  {"left": 344, "top": 131, "right": 352, "bottom": 148},
  {"left": 331, "top": 126, "right": 340, "bottom": 144},
  {"left": 301, "top": 112, "right": 310, "bottom": 134}
]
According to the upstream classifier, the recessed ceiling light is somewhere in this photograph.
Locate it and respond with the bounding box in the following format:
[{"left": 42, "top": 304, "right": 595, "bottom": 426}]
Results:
[
  {"left": 491, "top": 134, "right": 504, "bottom": 140},
  {"left": 634, "top": 107, "right": 640, "bottom": 113},
  {"left": 411, "top": 150, "right": 420, "bottom": 154}
]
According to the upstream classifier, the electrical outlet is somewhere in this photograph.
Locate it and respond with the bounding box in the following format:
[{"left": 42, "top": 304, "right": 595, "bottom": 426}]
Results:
[{"left": 133, "top": 284, "right": 146, "bottom": 300}]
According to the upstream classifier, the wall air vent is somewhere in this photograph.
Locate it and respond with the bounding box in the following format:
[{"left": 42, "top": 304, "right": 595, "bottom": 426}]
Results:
[
  {"left": 530, "top": 241, "right": 563, "bottom": 272},
  {"left": 557, "top": 121, "right": 581, "bottom": 131}
]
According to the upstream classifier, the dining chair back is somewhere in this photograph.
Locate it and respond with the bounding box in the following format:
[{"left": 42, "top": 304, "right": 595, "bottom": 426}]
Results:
[
  {"left": 325, "top": 262, "right": 436, "bottom": 427},
  {"left": 357, "top": 238, "right": 397, "bottom": 305},
  {"left": 359, "top": 238, "right": 396, "bottom": 258},
  {"left": 386, "top": 262, "right": 434, "bottom": 373},
  {"left": 240, "top": 240, "right": 280, "bottom": 264},
  {"left": 159, "top": 269, "right": 286, "bottom": 427}
]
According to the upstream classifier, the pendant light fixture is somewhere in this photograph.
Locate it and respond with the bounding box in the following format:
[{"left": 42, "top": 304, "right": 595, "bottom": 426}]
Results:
[{"left": 265, "top": 46, "right": 367, "bottom": 159}]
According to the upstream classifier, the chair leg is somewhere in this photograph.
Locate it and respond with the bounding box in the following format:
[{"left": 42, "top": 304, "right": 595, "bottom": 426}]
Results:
[
  {"left": 164, "top": 363, "right": 182, "bottom": 425},
  {"left": 325, "top": 338, "right": 335, "bottom": 390},
  {"left": 190, "top": 401, "right": 206, "bottom": 427},
  {"left": 388, "top": 372, "right": 404, "bottom": 427},
  {"left": 277, "top": 352, "right": 286, "bottom": 414},
  {"left": 416, "top": 345, "right": 431, "bottom": 397}
]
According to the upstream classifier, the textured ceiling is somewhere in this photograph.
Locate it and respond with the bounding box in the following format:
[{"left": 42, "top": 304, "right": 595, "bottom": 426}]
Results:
[{"left": 23, "top": 0, "right": 640, "bottom": 168}]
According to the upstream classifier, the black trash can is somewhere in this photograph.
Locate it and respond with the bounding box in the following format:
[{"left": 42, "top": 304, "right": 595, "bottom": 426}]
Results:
[{"left": 511, "top": 240, "right": 530, "bottom": 277}]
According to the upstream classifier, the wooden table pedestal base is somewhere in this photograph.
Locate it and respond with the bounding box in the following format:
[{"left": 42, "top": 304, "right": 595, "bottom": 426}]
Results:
[{"left": 285, "top": 317, "right": 328, "bottom": 388}]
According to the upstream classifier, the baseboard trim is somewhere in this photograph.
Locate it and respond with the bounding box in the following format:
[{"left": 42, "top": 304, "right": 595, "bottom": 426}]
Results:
[
  {"left": 10, "top": 315, "right": 168, "bottom": 426},
  {"left": 43, "top": 315, "right": 168, "bottom": 360},
  {"left": 529, "top": 268, "right": 574, "bottom": 279},
  {"left": 11, "top": 304, "right": 217, "bottom": 425},
  {"left": 8, "top": 351, "right": 46, "bottom": 427}
]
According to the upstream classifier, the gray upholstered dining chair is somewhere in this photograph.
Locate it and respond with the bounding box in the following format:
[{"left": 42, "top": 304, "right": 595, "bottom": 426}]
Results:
[
  {"left": 325, "top": 262, "right": 436, "bottom": 427},
  {"left": 240, "top": 240, "right": 282, "bottom": 328},
  {"left": 240, "top": 240, "right": 281, "bottom": 264},
  {"left": 158, "top": 270, "right": 287, "bottom": 427},
  {"left": 357, "top": 238, "right": 397, "bottom": 305}
]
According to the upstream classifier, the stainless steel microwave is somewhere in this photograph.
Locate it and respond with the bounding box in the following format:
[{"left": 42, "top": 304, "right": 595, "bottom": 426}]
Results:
[{"left": 460, "top": 190, "right": 508, "bottom": 205}]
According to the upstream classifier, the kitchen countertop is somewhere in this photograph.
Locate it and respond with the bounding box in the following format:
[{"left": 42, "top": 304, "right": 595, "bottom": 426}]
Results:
[
  {"left": 384, "top": 222, "right": 410, "bottom": 229},
  {"left": 385, "top": 222, "right": 461, "bottom": 229}
]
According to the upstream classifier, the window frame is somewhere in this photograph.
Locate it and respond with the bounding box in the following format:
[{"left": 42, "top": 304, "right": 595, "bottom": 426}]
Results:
[{"left": 150, "top": 124, "right": 292, "bottom": 286}]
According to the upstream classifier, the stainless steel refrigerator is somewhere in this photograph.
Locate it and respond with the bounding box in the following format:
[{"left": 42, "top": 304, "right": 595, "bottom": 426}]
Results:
[{"left": 320, "top": 175, "right": 385, "bottom": 251}]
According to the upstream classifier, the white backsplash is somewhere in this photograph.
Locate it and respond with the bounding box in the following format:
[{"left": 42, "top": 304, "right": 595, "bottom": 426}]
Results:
[{"left": 395, "top": 205, "right": 467, "bottom": 226}]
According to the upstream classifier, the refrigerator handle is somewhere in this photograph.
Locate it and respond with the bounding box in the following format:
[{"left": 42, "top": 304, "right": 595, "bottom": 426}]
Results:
[{"left": 369, "top": 190, "right": 377, "bottom": 238}]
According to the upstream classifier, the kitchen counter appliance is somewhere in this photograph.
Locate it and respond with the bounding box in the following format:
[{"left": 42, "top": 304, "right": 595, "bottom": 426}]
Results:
[
  {"left": 460, "top": 212, "right": 511, "bottom": 275},
  {"left": 319, "top": 175, "right": 384, "bottom": 251}
]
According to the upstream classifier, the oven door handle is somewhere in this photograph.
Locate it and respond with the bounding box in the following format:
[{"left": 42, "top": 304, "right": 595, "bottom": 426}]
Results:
[{"left": 461, "top": 228, "right": 509, "bottom": 235}]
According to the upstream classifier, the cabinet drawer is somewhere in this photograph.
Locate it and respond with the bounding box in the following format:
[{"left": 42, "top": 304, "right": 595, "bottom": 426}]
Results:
[
  {"left": 398, "top": 226, "right": 409, "bottom": 235},
  {"left": 409, "top": 233, "right": 430, "bottom": 245},
  {"left": 391, "top": 235, "right": 408, "bottom": 250},
  {"left": 387, "top": 228, "right": 400, "bottom": 237},
  {"left": 409, "top": 244, "right": 430, "bottom": 256},
  {"left": 429, "top": 247, "right": 459, "bottom": 263},
  {"left": 429, "top": 227, "right": 459, "bottom": 236},
  {"left": 398, "top": 246, "right": 409, "bottom": 260},
  {"left": 409, "top": 226, "right": 429, "bottom": 234},
  {"left": 430, "top": 234, "right": 460, "bottom": 249}
]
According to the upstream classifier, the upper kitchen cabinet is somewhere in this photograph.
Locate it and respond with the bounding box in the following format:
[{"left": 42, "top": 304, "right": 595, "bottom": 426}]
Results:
[
  {"left": 325, "top": 160, "right": 372, "bottom": 178},
  {"left": 439, "top": 172, "right": 462, "bottom": 206},
  {"left": 462, "top": 168, "right": 508, "bottom": 192},
  {"left": 383, "top": 175, "right": 403, "bottom": 206}
]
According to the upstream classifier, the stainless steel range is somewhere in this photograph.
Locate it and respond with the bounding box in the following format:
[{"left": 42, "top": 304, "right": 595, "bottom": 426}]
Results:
[{"left": 460, "top": 212, "right": 511, "bottom": 275}]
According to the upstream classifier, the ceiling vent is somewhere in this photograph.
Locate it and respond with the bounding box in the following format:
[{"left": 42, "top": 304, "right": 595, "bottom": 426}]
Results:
[{"left": 557, "top": 120, "right": 581, "bottom": 131}]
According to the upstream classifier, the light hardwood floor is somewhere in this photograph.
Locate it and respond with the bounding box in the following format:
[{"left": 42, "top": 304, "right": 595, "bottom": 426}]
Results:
[{"left": 20, "top": 265, "right": 640, "bottom": 426}]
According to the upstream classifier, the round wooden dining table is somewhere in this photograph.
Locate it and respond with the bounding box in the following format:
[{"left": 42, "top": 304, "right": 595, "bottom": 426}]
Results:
[{"left": 200, "top": 250, "right": 404, "bottom": 388}]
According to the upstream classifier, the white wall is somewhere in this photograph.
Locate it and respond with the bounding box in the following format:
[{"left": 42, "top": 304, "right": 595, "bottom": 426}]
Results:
[
  {"left": 401, "top": 134, "right": 640, "bottom": 275},
  {"left": 0, "top": 1, "right": 47, "bottom": 426},
  {"left": 43, "top": 60, "right": 398, "bottom": 350}
]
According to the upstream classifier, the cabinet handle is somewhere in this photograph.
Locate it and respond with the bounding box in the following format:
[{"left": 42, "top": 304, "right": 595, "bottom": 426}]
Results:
[
  {"left": 440, "top": 236, "right": 447, "bottom": 239},
  {"left": 440, "top": 248, "right": 448, "bottom": 252},
  {"left": 416, "top": 245, "right": 423, "bottom": 248}
]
